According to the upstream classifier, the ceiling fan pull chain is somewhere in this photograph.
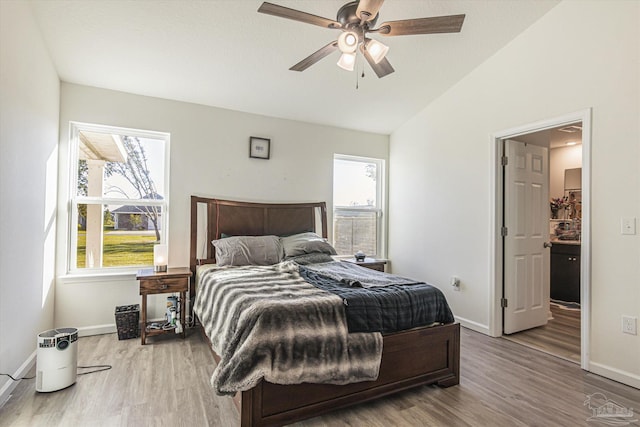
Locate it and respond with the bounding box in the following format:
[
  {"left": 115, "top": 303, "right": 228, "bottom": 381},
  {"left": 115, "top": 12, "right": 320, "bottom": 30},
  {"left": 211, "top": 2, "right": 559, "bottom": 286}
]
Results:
[
  {"left": 360, "top": 28, "right": 366, "bottom": 80},
  {"left": 355, "top": 52, "right": 362, "bottom": 89},
  {"left": 353, "top": 55, "right": 360, "bottom": 90}
]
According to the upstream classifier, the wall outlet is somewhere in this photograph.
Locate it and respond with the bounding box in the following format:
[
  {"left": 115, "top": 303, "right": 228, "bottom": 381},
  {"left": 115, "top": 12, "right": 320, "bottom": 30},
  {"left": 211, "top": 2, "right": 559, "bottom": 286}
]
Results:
[
  {"left": 451, "top": 276, "right": 460, "bottom": 291},
  {"left": 622, "top": 316, "right": 637, "bottom": 335},
  {"left": 621, "top": 217, "right": 636, "bottom": 235}
]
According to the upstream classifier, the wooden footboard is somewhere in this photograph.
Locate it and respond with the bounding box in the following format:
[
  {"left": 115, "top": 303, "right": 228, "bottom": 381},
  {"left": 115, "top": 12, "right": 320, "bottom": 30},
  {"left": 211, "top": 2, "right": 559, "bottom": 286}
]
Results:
[{"left": 228, "top": 323, "right": 460, "bottom": 427}]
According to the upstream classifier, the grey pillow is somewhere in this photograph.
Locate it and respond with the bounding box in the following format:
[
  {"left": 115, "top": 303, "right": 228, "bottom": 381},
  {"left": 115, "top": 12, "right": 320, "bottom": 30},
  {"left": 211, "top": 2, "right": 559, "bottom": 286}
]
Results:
[
  {"left": 288, "top": 253, "right": 335, "bottom": 265},
  {"left": 281, "top": 232, "right": 337, "bottom": 258},
  {"left": 212, "top": 235, "right": 284, "bottom": 266}
]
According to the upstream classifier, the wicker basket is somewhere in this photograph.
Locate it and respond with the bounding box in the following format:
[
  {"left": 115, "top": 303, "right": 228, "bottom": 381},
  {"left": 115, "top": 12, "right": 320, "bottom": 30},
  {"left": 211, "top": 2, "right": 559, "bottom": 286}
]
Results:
[{"left": 115, "top": 304, "right": 140, "bottom": 340}]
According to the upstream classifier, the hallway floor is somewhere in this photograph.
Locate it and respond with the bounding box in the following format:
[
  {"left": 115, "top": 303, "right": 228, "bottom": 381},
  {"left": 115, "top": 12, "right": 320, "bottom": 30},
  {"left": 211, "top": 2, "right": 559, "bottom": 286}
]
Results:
[{"left": 502, "top": 302, "right": 581, "bottom": 364}]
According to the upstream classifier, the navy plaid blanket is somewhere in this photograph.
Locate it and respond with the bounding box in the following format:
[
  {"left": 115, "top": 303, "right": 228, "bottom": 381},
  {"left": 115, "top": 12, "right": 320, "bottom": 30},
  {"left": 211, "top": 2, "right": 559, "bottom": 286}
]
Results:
[{"left": 299, "top": 262, "right": 455, "bottom": 333}]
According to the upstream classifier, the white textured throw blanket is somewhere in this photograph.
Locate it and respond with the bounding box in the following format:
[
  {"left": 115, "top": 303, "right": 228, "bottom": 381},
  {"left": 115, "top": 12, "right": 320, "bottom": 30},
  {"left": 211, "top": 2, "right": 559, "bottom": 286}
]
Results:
[{"left": 194, "top": 261, "right": 383, "bottom": 395}]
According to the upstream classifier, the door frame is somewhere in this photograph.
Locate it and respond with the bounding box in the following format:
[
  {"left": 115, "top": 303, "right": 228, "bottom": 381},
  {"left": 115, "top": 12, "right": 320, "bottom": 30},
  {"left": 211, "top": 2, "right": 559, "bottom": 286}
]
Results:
[{"left": 489, "top": 109, "right": 592, "bottom": 371}]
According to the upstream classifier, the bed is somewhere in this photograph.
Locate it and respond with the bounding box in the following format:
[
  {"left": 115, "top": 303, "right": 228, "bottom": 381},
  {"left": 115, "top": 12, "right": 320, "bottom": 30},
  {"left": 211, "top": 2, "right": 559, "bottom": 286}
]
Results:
[{"left": 189, "top": 196, "right": 460, "bottom": 427}]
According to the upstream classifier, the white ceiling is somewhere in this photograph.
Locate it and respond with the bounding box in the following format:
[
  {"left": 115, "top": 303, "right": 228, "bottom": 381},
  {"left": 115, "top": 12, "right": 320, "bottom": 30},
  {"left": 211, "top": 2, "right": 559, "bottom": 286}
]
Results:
[
  {"left": 515, "top": 125, "right": 583, "bottom": 149},
  {"left": 29, "top": 0, "right": 560, "bottom": 135}
]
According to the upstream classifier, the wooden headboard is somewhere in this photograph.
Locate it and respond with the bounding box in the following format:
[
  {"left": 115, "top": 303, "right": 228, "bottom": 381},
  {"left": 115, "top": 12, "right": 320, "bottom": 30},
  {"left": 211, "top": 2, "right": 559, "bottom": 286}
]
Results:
[{"left": 189, "top": 196, "right": 328, "bottom": 276}]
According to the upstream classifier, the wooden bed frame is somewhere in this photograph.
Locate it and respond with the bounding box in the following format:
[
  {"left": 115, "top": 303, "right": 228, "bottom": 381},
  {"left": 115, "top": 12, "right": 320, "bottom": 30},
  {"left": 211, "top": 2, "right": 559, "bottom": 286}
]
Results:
[{"left": 189, "top": 196, "right": 460, "bottom": 427}]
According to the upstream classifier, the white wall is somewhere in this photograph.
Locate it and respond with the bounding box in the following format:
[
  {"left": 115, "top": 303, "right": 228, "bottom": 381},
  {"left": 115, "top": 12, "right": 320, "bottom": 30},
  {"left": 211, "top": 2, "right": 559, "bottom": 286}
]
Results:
[
  {"left": 55, "top": 83, "right": 389, "bottom": 330},
  {"left": 389, "top": 0, "right": 639, "bottom": 387},
  {"left": 0, "top": 1, "right": 60, "bottom": 401}
]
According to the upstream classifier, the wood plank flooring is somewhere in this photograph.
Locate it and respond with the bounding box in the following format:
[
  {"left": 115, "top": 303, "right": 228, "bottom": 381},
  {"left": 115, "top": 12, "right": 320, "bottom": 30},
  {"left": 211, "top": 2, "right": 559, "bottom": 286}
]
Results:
[
  {"left": 1, "top": 327, "right": 638, "bottom": 427},
  {"left": 502, "top": 303, "right": 581, "bottom": 364}
]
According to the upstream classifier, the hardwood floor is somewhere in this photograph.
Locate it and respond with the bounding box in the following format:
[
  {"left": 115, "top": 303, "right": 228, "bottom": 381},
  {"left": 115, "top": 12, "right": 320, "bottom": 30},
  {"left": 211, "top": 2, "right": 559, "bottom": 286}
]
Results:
[
  {"left": 502, "top": 303, "right": 581, "bottom": 364},
  {"left": 1, "top": 327, "right": 638, "bottom": 427}
]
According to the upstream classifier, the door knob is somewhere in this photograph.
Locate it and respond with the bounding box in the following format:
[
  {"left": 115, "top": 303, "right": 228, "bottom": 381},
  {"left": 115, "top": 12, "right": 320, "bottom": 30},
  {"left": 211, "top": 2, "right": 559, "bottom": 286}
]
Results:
[{"left": 543, "top": 242, "right": 553, "bottom": 248}]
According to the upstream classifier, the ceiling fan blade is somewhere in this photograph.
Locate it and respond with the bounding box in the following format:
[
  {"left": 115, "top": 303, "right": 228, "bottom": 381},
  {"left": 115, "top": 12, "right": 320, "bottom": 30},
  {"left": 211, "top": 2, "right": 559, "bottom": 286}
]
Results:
[
  {"left": 258, "top": 2, "right": 341, "bottom": 29},
  {"left": 377, "top": 14, "right": 465, "bottom": 36},
  {"left": 290, "top": 41, "right": 339, "bottom": 72},
  {"left": 356, "top": 0, "right": 384, "bottom": 22},
  {"left": 361, "top": 45, "right": 394, "bottom": 78}
]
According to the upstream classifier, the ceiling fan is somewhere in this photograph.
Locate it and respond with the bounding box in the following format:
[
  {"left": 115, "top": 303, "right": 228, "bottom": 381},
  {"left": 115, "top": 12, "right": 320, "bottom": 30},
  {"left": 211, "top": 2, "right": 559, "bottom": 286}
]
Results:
[{"left": 257, "top": 0, "right": 465, "bottom": 78}]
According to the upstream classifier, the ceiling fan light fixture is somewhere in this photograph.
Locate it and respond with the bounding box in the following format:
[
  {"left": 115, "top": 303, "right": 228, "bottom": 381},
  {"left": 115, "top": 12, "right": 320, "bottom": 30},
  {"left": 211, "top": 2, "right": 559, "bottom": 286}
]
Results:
[
  {"left": 338, "top": 31, "right": 359, "bottom": 53},
  {"left": 365, "top": 38, "right": 389, "bottom": 64},
  {"left": 337, "top": 52, "right": 356, "bottom": 71},
  {"left": 257, "top": 1, "right": 466, "bottom": 78}
]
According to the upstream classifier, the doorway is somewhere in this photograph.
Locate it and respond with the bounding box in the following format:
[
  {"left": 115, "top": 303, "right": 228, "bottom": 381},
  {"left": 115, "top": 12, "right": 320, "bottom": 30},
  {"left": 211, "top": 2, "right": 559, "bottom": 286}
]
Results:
[{"left": 490, "top": 109, "right": 591, "bottom": 370}]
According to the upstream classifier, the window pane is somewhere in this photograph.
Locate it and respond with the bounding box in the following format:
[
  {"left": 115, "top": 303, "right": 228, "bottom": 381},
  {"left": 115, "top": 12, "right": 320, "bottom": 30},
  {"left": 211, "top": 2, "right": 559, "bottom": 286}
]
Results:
[
  {"left": 75, "top": 203, "right": 158, "bottom": 269},
  {"left": 77, "top": 131, "right": 165, "bottom": 201},
  {"left": 333, "top": 210, "right": 378, "bottom": 256},
  {"left": 70, "top": 123, "right": 168, "bottom": 273},
  {"left": 333, "top": 155, "right": 383, "bottom": 257},
  {"left": 333, "top": 159, "right": 377, "bottom": 208}
]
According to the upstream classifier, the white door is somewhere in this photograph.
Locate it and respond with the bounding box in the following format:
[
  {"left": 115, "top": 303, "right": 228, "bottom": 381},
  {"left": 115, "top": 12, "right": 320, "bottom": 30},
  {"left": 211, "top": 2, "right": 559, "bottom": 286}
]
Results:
[{"left": 503, "top": 139, "right": 550, "bottom": 334}]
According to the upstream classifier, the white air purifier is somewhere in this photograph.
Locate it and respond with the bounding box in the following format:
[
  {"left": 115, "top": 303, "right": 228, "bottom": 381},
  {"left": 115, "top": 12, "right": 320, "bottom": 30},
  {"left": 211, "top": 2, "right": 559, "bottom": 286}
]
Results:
[{"left": 36, "top": 328, "right": 78, "bottom": 392}]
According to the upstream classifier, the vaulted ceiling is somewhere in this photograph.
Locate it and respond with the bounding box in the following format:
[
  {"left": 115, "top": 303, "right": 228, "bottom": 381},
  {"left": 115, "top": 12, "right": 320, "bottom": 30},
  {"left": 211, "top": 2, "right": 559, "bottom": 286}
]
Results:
[{"left": 29, "top": 0, "right": 560, "bottom": 134}]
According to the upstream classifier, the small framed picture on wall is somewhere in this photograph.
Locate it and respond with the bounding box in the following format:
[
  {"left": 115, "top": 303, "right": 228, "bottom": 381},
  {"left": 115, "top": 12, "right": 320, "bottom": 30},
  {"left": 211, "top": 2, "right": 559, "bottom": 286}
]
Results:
[{"left": 249, "top": 137, "right": 270, "bottom": 159}]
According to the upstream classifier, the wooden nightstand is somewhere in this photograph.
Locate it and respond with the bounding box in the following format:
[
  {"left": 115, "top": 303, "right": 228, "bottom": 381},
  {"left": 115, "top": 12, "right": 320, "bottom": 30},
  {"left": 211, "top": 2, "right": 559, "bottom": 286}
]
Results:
[
  {"left": 136, "top": 267, "right": 191, "bottom": 345},
  {"left": 341, "top": 257, "right": 387, "bottom": 272}
]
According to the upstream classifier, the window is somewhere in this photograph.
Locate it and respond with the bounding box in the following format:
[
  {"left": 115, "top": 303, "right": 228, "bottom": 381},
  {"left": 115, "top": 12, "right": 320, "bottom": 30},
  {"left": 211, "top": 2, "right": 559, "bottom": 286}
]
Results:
[
  {"left": 68, "top": 122, "right": 169, "bottom": 272},
  {"left": 333, "top": 154, "right": 385, "bottom": 258}
]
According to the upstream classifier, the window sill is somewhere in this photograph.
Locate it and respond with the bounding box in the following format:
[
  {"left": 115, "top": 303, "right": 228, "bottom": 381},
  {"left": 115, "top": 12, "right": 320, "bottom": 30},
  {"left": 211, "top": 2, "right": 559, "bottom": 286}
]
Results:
[{"left": 59, "top": 269, "right": 141, "bottom": 283}]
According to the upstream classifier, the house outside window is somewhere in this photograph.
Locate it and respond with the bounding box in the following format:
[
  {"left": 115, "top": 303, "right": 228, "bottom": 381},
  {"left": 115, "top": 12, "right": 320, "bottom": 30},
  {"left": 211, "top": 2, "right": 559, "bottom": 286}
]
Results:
[
  {"left": 333, "top": 154, "right": 385, "bottom": 258},
  {"left": 68, "top": 122, "right": 169, "bottom": 272}
]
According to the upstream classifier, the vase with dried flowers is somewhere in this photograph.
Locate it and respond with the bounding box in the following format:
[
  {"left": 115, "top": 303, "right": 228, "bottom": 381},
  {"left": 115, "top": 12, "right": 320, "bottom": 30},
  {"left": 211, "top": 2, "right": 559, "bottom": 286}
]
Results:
[{"left": 550, "top": 197, "right": 568, "bottom": 219}]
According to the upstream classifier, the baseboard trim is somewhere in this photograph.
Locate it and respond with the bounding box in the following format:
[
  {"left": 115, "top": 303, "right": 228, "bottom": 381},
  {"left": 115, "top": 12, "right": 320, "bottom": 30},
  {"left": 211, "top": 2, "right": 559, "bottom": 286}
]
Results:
[
  {"left": 455, "top": 316, "right": 490, "bottom": 335},
  {"left": 589, "top": 361, "right": 640, "bottom": 390},
  {"left": 77, "top": 324, "right": 116, "bottom": 337},
  {"left": 0, "top": 350, "right": 36, "bottom": 409},
  {"left": 75, "top": 318, "right": 164, "bottom": 338}
]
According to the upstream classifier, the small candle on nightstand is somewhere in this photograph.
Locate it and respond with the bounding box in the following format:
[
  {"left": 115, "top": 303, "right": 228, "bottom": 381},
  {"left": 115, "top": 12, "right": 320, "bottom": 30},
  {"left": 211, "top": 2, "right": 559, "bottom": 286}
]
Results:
[{"left": 153, "top": 244, "right": 168, "bottom": 272}]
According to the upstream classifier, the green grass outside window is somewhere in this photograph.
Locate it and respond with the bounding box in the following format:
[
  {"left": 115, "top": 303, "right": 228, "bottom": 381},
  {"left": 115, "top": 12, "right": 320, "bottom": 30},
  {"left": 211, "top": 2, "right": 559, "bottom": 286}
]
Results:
[{"left": 76, "top": 231, "right": 156, "bottom": 268}]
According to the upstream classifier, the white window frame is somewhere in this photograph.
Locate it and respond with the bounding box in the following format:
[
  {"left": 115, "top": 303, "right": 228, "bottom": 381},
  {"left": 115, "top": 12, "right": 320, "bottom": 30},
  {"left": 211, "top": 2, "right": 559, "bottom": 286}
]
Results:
[
  {"left": 333, "top": 154, "right": 386, "bottom": 258},
  {"left": 67, "top": 122, "right": 170, "bottom": 274}
]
